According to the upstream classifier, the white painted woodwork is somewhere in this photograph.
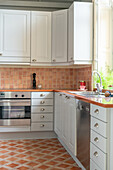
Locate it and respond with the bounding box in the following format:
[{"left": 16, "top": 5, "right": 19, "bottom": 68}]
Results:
[
  {"left": 91, "top": 130, "right": 107, "bottom": 153},
  {"left": 31, "top": 122, "right": 53, "bottom": 131},
  {"left": 31, "top": 92, "right": 53, "bottom": 99},
  {"left": 0, "top": 10, "right": 30, "bottom": 62},
  {"left": 91, "top": 116, "right": 107, "bottom": 138},
  {"left": 54, "top": 93, "right": 62, "bottom": 138},
  {"left": 67, "top": 97, "right": 77, "bottom": 155},
  {"left": 90, "top": 143, "right": 107, "bottom": 170},
  {"left": 54, "top": 93, "right": 76, "bottom": 156},
  {"left": 31, "top": 106, "right": 53, "bottom": 113},
  {"left": 68, "top": 2, "right": 93, "bottom": 64},
  {"left": 90, "top": 158, "right": 101, "bottom": 170},
  {"left": 91, "top": 104, "right": 108, "bottom": 122},
  {"left": 52, "top": 10, "right": 67, "bottom": 63},
  {"left": 32, "top": 99, "right": 53, "bottom": 106},
  {"left": 31, "top": 11, "right": 51, "bottom": 63},
  {"left": 31, "top": 114, "right": 53, "bottom": 122}
]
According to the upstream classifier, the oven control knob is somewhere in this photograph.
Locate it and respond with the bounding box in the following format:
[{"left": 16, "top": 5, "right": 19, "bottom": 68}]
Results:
[
  {"left": 22, "top": 95, "right": 24, "bottom": 97},
  {"left": 15, "top": 95, "right": 18, "bottom": 97}
]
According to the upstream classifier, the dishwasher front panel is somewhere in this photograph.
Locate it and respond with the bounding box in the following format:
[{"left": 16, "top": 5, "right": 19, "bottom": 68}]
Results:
[{"left": 76, "top": 100, "right": 90, "bottom": 170}]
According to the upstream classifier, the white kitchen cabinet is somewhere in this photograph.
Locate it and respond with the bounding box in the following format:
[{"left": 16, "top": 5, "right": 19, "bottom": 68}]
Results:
[
  {"left": 54, "top": 93, "right": 76, "bottom": 156},
  {"left": 31, "top": 92, "right": 53, "bottom": 132},
  {"left": 31, "top": 11, "right": 51, "bottom": 64},
  {"left": 68, "top": 2, "right": 93, "bottom": 64},
  {"left": 52, "top": 10, "right": 67, "bottom": 63},
  {"left": 0, "top": 10, "right": 30, "bottom": 63}
]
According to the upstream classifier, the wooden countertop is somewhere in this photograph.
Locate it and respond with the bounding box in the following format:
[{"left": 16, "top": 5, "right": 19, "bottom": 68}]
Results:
[{"left": 0, "top": 89, "right": 113, "bottom": 108}]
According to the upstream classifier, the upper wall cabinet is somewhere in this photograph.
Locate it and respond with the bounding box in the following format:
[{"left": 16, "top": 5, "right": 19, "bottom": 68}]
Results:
[
  {"left": 68, "top": 2, "right": 93, "bottom": 64},
  {"left": 31, "top": 12, "right": 51, "bottom": 64},
  {"left": 52, "top": 10, "right": 67, "bottom": 63},
  {"left": 0, "top": 10, "right": 30, "bottom": 63}
]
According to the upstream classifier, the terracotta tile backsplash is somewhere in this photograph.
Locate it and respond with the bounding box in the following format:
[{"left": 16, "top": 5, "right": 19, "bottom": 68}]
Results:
[{"left": 0, "top": 66, "right": 92, "bottom": 90}]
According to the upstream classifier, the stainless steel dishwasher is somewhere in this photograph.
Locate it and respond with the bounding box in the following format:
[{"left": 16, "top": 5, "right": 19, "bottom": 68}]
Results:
[{"left": 76, "top": 99, "right": 90, "bottom": 170}]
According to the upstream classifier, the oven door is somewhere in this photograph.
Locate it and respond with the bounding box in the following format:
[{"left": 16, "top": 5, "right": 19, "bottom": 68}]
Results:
[{"left": 0, "top": 99, "right": 31, "bottom": 126}]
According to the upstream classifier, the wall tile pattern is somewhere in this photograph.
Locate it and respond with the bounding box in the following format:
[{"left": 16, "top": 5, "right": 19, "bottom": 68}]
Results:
[{"left": 0, "top": 67, "right": 92, "bottom": 90}]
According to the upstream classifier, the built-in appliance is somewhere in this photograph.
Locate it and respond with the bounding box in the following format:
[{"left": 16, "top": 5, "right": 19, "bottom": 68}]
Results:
[
  {"left": 76, "top": 99, "right": 90, "bottom": 170},
  {"left": 0, "top": 92, "right": 31, "bottom": 126}
]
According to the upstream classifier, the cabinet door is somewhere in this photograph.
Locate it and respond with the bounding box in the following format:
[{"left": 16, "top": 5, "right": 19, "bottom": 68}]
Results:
[
  {"left": 68, "top": 97, "right": 77, "bottom": 156},
  {"left": 0, "top": 10, "right": 30, "bottom": 61},
  {"left": 31, "top": 11, "right": 51, "bottom": 63},
  {"left": 52, "top": 10, "right": 67, "bottom": 63},
  {"left": 61, "top": 95, "right": 69, "bottom": 145},
  {"left": 54, "top": 93, "right": 62, "bottom": 138},
  {"left": 68, "top": 2, "right": 93, "bottom": 64}
]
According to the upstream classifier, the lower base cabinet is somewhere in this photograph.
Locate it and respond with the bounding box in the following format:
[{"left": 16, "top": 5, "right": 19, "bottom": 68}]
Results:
[{"left": 55, "top": 92, "right": 77, "bottom": 156}]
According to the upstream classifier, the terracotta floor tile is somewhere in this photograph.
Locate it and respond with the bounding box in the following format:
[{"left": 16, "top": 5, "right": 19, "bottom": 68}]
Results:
[
  {"left": 38, "top": 165, "right": 50, "bottom": 169},
  {"left": 0, "top": 138, "right": 81, "bottom": 170}
]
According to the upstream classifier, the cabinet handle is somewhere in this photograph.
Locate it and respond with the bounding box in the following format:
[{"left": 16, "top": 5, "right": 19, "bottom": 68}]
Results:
[
  {"left": 0, "top": 53, "right": 2, "bottom": 56},
  {"left": 40, "top": 115, "right": 45, "bottom": 118},
  {"left": 40, "top": 101, "right": 45, "bottom": 104},
  {"left": 40, "top": 94, "right": 45, "bottom": 97},
  {"left": 94, "top": 109, "right": 99, "bottom": 114},
  {"left": 70, "top": 57, "right": 73, "bottom": 60},
  {"left": 40, "top": 124, "right": 44, "bottom": 127},
  {"left": 94, "top": 137, "right": 99, "bottom": 142},
  {"left": 53, "top": 59, "right": 56, "bottom": 62},
  {"left": 94, "top": 123, "right": 99, "bottom": 128},
  {"left": 94, "top": 151, "right": 98, "bottom": 157},
  {"left": 32, "top": 59, "right": 37, "bottom": 62},
  {"left": 41, "top": 108, "right": 45, "bottom": 111}
]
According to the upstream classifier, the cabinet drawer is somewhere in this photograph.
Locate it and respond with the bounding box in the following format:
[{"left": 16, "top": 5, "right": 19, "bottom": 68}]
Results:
[
  {"left": 32, "top": 99, "right": 53, "bottom": 106},
  {"left": 32, "top": 114, "right": 53, "bottom": 122},
  {"left": 91, "top": 130, "right": 107, "bottom": 153},
  {"left": 91, "top": 117, "right": 107, "bottom": 138},
  {"left": 90, "top": 143, "right": 107, "bottom": 170},
  {"left": 31, "top": 106, "right": 53, "bottom": 113},
  {"left": 90, "top": 159, "right": 101, "bottom": 170},
  {"left": 31, "top": 122, "right": 53, "bottom": 131},
  {"left": 91, "top": 104, "right": 107, "bottom": 122},
  {"left": 31, "top": 92, "right": 53, "bottom": 99}
]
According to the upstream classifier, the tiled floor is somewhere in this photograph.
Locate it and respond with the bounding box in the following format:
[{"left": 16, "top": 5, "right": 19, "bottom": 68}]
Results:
[{"left": 0, "top": 138, "right": 81, "bottom": 170}]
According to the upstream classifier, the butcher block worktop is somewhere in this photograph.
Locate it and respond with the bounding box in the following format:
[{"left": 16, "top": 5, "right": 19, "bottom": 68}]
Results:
[{"left": 0, "top": 89, "right": 113, "bottom": 108}]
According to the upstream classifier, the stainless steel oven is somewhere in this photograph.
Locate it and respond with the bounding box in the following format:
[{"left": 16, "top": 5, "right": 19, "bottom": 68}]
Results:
[{"left": 0, "top": 92, "right": 31, "bottom": 126}]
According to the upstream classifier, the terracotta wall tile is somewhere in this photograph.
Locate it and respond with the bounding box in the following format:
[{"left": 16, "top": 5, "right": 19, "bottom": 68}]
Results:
[{"left": 0, "top": 66, "right": 92, "bottom": 90}]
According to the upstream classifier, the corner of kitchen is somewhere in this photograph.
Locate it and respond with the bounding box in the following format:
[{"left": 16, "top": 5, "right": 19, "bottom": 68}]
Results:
[{"left": 0, "top": 0, "right": 113, "bottom": 170}]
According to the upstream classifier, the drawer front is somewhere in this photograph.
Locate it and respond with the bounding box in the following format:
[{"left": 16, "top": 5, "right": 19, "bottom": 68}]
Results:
[
  {"left": 91, "top": 117, "right": 107, "bottom": 138},
  {"left": 31, "top": 92, "right": 53, "bottom": 99},
  {"left": 90, "top": 159, "right": 101, "bottom": 170},
  {"left": 31, "top": 122, "right": 53, "bottom": 131},
  {"left": 31, "top": 106, "right": 53, "bottom": 113},
  {"left": 32, "top": 114, "right": 53, "bottom": 122},
  {"left": 90, "top": 143, "right": 106, "bottom": 170},
  {"left": 91, "top": 104, "right": 107, "bottom": 122},
  {"left": 91, "top": 130, "right": 107, "bottom": 153},
  {"left": 32, "top": 99, "right": 53, "bottom": 106}
]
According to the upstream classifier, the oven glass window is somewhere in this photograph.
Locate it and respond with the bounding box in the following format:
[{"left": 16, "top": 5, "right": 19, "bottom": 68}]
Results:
[{"left": 0, "top": 106, "right": 31, "bottom": 119}]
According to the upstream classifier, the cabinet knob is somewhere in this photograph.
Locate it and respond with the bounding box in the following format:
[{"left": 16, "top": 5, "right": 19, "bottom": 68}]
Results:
[
  {"left": 40, "top": 124, "right": 45, "bottom": 127},
  {"left": 0, "top": 53, "right": 2, "bottom": 56},
  {"left": 40, "top": 101, "right": 45, "bottom": 104},
  {"left": 94, "top": 137, "right": 99, "bottom": 142},
  {"left": 53, "top": 59, "right": 56, "bottom": 62},
  {"left": 41, "top": 108, "right": 45, "bottom": 111},
  {"left": 40, "top": 115, "right": 45, "bottom": 118},
  {"left": 40, "top": 94, "right": 45, "bottom": 97},
  {"left": 67, "top": 96, "right": 70, "bottom": 99},
  {"left": 94, "top": 109, "right": 99, "bottom": 114},
  {"left": 70, "top": 57, "right": 73, "bottom": 60},
  {"left": 32, "top": 59, "right": 37, "bottom": 62},
  {"left": 94, "top": 123, "right": 99, "bottom": 128},
  {"left": 59, "top": 94, "right": 62, "bottom": 96},
  {"left": 94, "top": 151, "right": 98, "bottom": 157}
]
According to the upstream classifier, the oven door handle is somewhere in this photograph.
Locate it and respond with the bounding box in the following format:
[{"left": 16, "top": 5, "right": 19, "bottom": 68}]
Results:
[{"left": 0, "top": 100, "right": 31, "bottom": 106}]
